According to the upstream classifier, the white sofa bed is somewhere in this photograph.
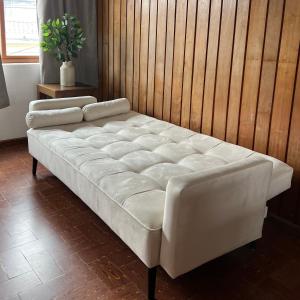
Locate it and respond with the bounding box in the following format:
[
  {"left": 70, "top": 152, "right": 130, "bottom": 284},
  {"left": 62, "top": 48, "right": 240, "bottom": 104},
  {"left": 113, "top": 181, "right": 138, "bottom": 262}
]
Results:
[{"left": 26, "top": 96, "right": 293, "bottom": 299}]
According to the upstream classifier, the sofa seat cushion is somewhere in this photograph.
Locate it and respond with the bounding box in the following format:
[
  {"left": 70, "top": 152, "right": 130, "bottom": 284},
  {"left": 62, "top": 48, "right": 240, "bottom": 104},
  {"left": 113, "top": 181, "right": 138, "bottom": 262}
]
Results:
[{"left": 28, "top": 111, "right": 293, "bottom": 235}]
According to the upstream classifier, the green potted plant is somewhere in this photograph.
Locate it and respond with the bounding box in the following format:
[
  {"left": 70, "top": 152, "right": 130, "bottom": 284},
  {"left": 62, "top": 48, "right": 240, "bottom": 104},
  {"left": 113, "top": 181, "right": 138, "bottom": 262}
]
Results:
[{"left": 40, "top": 13, "right": 86, "bottom": 86}]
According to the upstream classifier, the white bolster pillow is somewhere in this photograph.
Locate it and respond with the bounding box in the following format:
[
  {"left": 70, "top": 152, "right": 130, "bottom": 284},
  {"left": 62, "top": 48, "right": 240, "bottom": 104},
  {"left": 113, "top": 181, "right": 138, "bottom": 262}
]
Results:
[
  {"left": 26, "top": 107, "right": 83, "bottom": 129},
  {"left": 82, "top": 98, "right": 130, "bottom": 121},
  {"left": 29, "top": 96, "right": 97, "bottom": 111}
]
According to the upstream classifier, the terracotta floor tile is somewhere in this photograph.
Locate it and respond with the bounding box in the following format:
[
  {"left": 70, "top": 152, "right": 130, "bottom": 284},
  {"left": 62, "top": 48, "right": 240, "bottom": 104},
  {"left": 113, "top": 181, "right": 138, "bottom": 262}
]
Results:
[
  {"left": 54, "top": 277, "right": 109, "bottom": 300},
  {"left": 19, "top": 275, "right": 67, "bottom": 300},
  {"left": 253, "top": 277, "right": 299, "bottom": 300},
  {"left": 270, "top": 258, "right": 300, "bottom": 293},
  {"left": 25, "top": 251, "right": 63, "bottom": 283},
  {"left": 0, "top": 271, "right": 41, "bottom": 299},
  {"left": 19, "top": 240, "right": 45, "bottom": 258},
  {"left": 89, "top": 256, "right": 130, "bottom": 290},
  {"left": 54, "top": 253, "right": 91, "bottom": 275},
  {"left": 59, "top": 265, "right": 98, "bottom": 292},
  {"left": 0, "top": 249, "right": 32, "bottom": 279},
  {"left": 77, "top": 244, "right": 116, "bottom": 264},
  {"left": 0, "top": 230, "right": 37, "bottom": 252},
  {"left": 19, "top": 283, "right": 58, "bottom": 300},
  {"left": 98, "top": 282, "right": 146, "bottom": 300}
]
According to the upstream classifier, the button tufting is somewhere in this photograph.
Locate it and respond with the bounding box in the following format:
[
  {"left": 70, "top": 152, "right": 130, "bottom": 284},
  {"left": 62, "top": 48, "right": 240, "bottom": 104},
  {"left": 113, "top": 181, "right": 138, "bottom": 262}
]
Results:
[{"left": 30, "top": 111, "right": 289, "bottom": 232}]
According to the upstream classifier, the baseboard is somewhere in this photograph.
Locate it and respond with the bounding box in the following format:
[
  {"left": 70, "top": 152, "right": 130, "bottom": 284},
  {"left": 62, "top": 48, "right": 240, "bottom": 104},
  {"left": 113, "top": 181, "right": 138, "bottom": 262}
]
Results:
[{"left": 0, "top": 137, "right": 27, "bottom": 146}]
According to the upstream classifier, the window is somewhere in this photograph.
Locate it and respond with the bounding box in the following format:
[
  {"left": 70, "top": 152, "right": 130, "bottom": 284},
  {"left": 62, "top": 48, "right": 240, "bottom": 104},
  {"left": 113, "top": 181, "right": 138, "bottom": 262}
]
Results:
[{"left": 0, "top": 0, "right": 39, "bottom": 63}]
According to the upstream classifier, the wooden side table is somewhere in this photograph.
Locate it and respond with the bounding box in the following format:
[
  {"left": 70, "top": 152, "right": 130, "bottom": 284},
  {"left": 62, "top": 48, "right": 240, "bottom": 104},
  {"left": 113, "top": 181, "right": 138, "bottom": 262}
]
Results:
[{"left": 37, "top": 83, "right": 98, "bottom": 99}]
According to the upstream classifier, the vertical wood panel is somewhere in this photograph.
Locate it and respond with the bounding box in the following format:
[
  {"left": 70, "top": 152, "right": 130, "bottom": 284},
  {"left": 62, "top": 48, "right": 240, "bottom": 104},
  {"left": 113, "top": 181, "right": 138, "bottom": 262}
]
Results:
[
  {"left": 190, "top": 0, "right": 210, "bottom": 132},
  {"left": 256, "top": 0, "right": 284, "bottom": 216},
  {"left": 97, "top": 0, "right": 103, "bottom": 99},
  {"left": 278, "top": 50, "right": 300, "bottom": 223},
  {"left": 113, "top": 0, "right": 121, "bottom": 98},
  {"left": 201, "top": 0, "right": 222, "bottom": 135},
  {"left": 287, "top": 52, "right": 300, "bottom": 178},
  {"left": 213, "top": 0, "right": 236, "bottom": 140},
  {"left": 286, "top": 51, "right": 300, "bottom": 224},
  {"left": 268, "top": 0, "right": 300, "bottom": 161},
  {"left": 146, "top": 0, "right": 158, "bottom": 116},
  {"left": 253, "top": 0, "right": 284, "bottom": 154},
  {"left": 102, "top": 0, "right": 109, "bottom": 100},
  {"left": 98, "top": 0, "right": 300, "bottom": 226},
  {"left": 125, "top": 0, "right": 135, "bottom": 107},
  {"left": 181, "top": 0, "right": 198, "bottom": 129},
  {"left": 170, "top": 0, "right": 188, "bottom": 125},
  {"left": 238, "top": 0, "right": 268, "bottom": 149},
  {"left": 226, "top": 0, "right": 250, "bottom": 143},
  {"left": 132, "top": 0, "right": 142, "bottom": 111},
  {"left": 108, "top": 0, "right": 114, "bottom": 98},
  {"left": 163, "top": 0, "right": 176, "bottom": 122},
  {"left": 154, "top": 0, "right": 167, "bottom": 119},
  {"left": 120, "top": 0, "right": 127, "bottom": 97},
  {"left": 139, "top": 0, "right": 150, "bottom": 114}
]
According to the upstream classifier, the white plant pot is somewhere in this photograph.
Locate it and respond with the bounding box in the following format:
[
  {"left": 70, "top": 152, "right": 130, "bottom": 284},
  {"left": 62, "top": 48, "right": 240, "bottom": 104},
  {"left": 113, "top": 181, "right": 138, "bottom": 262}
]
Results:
[{"left": 60, "top": 61, "right": 75, "bottom": 86}]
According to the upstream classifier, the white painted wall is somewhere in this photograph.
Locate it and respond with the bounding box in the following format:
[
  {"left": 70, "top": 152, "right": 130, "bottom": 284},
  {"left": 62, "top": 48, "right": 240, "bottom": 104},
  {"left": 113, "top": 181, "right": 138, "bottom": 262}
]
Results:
[{"left": 0, "top": 63, "right": 40, "bottom": 141}]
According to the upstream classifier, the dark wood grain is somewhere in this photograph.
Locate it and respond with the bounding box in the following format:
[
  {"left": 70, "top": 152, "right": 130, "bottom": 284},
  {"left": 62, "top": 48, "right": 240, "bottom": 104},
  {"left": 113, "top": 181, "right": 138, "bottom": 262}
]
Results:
[
  {"left": 190, "top": 0, "right": 210, "bottom": 132},
  {"left": 254, "top": 0, "right": 284, "bottom": 154},
  {"left": 201, "top": 0, "right": 222, "bottom": 135},
  {"left": 101, "top": 0, "right": 109, "bottom": 101},
  {"left": 120, "top": 0, "right": 127, "bottom": 97},
  {"left": 226, "top": 0, "right": 250, "bottom": 144},
  {"left": 132, "top": 0, "right": 142, "bottom": 111},
  {"left": 213, "top": 0, "right": 237, "bottom": 140},
  {"left": 108, "top": 0, "right": 114, "bottom": 99},
  {"left": 268, "top": 0, "right": 300, "bottom": 161},
  {"left": 139, "top": 0, "right": 150, "bottom": 114},
  {"left": 162, "top": 0, "right": 176, "bottom": 122},
  {"left": 154, "top": 0, "right": 167, "bottom": 119},
  {"left": 113, "top": 0, "right": 121, "bottom": 98},
  {"left": 126, "top": 0, "right": 135, "bottom": 107},
  {"left": 238, "top": 0, "right": 268, "bottom": 149},
  {"left": 146, "top": 0, "right": 158, "bottom": 117},
  {"left": 170, "top": 0, "right": 188, "bottom": 126},
  {"left": 180, "top": 0, "right": 197, "bottom": 129}
]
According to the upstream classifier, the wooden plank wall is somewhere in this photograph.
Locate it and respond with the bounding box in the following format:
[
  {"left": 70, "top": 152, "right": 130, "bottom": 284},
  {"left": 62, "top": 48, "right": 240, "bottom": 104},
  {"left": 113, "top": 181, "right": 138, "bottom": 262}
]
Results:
[{"left": 97, "top": 0, "right": 300, "bottom": 226}]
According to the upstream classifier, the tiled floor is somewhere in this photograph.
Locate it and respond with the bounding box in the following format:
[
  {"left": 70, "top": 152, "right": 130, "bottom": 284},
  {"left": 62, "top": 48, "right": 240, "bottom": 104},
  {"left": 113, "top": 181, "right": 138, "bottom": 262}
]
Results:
[{"left": 0, "top": 139, "right": 300, "bottom": 300}]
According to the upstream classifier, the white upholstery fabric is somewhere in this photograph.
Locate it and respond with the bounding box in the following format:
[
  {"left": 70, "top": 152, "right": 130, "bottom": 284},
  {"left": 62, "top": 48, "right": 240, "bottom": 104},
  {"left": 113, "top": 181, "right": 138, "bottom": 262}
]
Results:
[
  {"left": 161, "top": 157, "right": 273, "bottom": 278},
  {"left": 26, "top": 107, "right": 83, "bottom": 129},
  {"left": 82, "top": 98, "right": 130, "bottom": 121},
  {"left": 29, "top": 96, "right": 97, "bottom": 111},
  {"left": 27, "top": 134, "right": 162, "bottom": 267},
  {"left": 27, "top": 110, "right": 293, "bottom": 275}
]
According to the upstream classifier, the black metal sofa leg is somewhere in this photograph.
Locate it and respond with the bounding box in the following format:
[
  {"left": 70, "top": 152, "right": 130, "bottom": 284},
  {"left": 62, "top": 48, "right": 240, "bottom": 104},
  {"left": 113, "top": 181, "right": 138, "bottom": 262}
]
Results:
[
  {"left": 32, "top": 157, "right": 38, "bottom": 176},
  {"left": 148, "top": 267, "right": 157, "bottom": 300}
]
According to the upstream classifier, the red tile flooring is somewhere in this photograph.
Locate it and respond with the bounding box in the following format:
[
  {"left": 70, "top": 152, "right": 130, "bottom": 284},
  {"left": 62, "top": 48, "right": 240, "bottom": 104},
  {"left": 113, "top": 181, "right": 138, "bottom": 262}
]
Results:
[{"left": 0, "top": 139, "right": 300, "bottom": 300}]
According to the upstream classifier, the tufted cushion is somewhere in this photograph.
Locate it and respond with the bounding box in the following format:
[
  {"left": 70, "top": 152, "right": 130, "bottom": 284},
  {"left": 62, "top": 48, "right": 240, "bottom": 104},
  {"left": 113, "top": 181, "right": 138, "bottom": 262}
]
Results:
[{"left": 27, "top": 111, "right": 293, "bottom": 232}]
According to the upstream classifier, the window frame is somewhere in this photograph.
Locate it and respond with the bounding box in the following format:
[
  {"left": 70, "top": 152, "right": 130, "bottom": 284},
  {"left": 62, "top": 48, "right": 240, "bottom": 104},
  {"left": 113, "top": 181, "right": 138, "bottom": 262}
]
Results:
[{"left": 0, "top": 0, "right": 38, "bottom": 63}]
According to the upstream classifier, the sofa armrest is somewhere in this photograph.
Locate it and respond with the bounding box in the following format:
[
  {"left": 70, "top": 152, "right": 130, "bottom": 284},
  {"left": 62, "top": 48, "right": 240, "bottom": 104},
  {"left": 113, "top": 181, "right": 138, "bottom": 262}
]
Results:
[
  {"left": 160, "top": 157, "right": 272, "bottom": 278},
  {"left": 29, "top": 96, "right": 97, "bottom": 111}
]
